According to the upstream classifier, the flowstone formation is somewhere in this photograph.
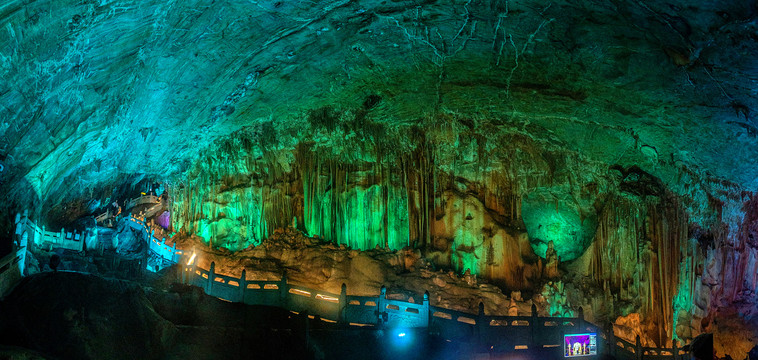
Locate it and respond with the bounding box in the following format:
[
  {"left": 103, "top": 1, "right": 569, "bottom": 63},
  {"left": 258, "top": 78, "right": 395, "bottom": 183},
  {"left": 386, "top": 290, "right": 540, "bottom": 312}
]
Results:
[
  {"left": 521, "top": 190, "right": 598, "bottom": 261},
  {"left": 162, "top": 120, "right": 748, "bottom": 351},
  {"left": 169, "top": 125, "right": 606, "bottom": 294}
]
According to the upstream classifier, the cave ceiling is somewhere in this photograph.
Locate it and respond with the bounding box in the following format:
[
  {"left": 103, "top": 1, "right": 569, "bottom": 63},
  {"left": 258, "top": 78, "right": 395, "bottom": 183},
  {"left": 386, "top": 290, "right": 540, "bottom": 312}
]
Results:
[{"left": 1, "top": 0, "right": 758, "bottom": 210}]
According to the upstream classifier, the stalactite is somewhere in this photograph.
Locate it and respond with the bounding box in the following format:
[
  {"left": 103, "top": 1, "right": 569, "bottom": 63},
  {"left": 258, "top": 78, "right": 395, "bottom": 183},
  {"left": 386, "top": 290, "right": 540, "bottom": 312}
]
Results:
[
  {"left": 171, "top": 122, "right": 639, "bottom": 301},
  {"left": 380, "top": 156, "right": 389, "bottom": 249},
  {"left": 590, "top": 194, "right": 689, "bottom": 346}
]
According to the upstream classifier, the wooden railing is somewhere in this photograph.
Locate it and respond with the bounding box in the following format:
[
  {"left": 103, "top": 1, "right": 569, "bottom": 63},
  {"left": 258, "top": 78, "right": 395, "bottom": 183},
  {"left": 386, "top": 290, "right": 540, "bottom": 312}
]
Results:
[{"left": 180, "top": 261, "right": 691, "bottom": 358}]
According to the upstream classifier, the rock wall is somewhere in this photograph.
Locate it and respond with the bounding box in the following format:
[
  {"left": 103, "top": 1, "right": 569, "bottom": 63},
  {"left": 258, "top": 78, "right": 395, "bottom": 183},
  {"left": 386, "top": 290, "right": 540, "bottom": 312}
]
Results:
[
  {"left": 169, "top": 118, "right": 610, "bottom": 291},
  {"left": 578, "top": 194, "right": 691, "bottom": 346},
  {"left": 163, "top": 116, "right": 758, "bottom": 355}
]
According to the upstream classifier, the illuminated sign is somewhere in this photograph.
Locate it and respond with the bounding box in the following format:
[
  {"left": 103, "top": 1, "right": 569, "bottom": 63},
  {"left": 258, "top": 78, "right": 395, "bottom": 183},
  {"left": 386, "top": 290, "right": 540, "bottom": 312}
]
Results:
[{"left": 564, "top": 333, "right": 597, "bottom": 357}]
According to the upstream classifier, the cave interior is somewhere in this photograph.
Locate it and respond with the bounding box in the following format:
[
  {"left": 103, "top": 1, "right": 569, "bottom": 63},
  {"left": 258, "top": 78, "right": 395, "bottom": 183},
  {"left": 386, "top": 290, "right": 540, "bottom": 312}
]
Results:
[{"left": 0, "top": 0, "right": 757, "bottom": 359}]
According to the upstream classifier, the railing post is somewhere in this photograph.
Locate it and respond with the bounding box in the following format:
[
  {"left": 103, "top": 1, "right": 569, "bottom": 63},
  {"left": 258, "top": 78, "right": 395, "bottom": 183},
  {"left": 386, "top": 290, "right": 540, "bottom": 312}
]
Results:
[
  {"left": 302, "top": 311, "right": 310, "bottom": 349},
  {"left": 14, "top": 212, "right": 21, "bottom": 236},
  {"left": 477, "top": 302, "right": 486, "bottom": 349},
  {"left": 239, "top": 269, "right": 247, "bottom": 303},
  {"left": 32, "top": 227, "right": 38, "bottom": 251},
  {"left": 190, "top": 261, "right": 197, "bottom": 285},
  {"left": 279, "top": 271, "right": 288, "bottom": 308},
  {"left": 19, "top": 227, "right": 27, "bottom": 249},
  {"left": 422, "top": 291, "right": 430, "bottom": 329},
  {"left": 142, "top": 236, "right": 149, "bottom": 277},
  {"left": 338, "top": 283, "right": 347, "bottom": 325},
  {"left": 673, "top": 339, "right": 678, "bottom": 360},
  {"left": 377, "top": 285, "right": 387, "bottom": 327},
  {"left": 635, "top": 334, "right": 642, "bottom": 360},
  {"left": 207, "top": 262, "right": 215, "bottom": 295},
  {"left": 16, "top": 239, "right": 26, "bottom": 276},
  {"left": 608, "top": 322, "right": 616, "bottom": 356},
  {"left": 531, "top": 303, "right": 538, "bottom": 348},
  {"left": 18, "top": 209, "right": 28, "bottom": 239}
]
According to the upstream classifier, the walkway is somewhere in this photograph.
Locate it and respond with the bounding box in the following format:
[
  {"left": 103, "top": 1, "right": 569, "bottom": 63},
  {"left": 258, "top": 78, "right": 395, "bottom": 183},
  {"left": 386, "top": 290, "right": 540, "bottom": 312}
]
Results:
[
  {"left": 6, "top": 208, "right": 691, "bottom": 359},
  {"left": 179, "top": 260, "right": 691, "bottom": 359}
]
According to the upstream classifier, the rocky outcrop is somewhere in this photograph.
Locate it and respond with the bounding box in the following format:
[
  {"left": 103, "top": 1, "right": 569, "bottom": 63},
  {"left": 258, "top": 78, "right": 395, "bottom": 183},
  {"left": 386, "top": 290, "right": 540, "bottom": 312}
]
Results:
[
  {"left": 174, "top": 227, "right": 545, "bottom": 317},
  {"left": 0, "top": 272, "right": 177, "bottom": 360}
]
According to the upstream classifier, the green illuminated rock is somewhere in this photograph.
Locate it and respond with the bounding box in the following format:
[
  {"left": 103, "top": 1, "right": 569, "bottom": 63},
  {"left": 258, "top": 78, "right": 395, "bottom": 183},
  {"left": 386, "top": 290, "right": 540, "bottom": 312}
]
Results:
[{"left": 521, "top": 188, "right": 598, "bottom": 261}]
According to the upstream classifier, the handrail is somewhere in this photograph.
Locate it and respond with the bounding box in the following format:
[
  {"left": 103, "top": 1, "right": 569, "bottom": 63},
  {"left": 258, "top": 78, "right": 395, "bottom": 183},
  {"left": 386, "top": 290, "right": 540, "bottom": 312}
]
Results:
[
  {"left": 7, "top": 208, "right": 691, "bottom": 358},
  {"left": 16, "top": 215, "right": 85, "bottom": 252},
  {"left": 0, "top": 251, "right": 17, "bottom": 269},
  {"left": 0, "top": 246, "right": 26, "bottom": 297},
  {"left": 12, "top": 210, "right": 179, "bottom": 268},
  {"left": 179, "top": 261, "right": 690, "bottom": 358},
  {"left": 125, "top": 195, "right": 160, "bottom": 210},
  {"left": 125, "top": 215, "right": 183, "bottom": 263}
]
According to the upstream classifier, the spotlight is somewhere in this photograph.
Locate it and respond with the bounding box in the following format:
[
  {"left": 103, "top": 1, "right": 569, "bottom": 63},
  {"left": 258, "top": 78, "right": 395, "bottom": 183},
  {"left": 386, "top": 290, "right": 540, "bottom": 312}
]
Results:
[{"left": 390, "top": 328, "right": 412, "bottom": 349}]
